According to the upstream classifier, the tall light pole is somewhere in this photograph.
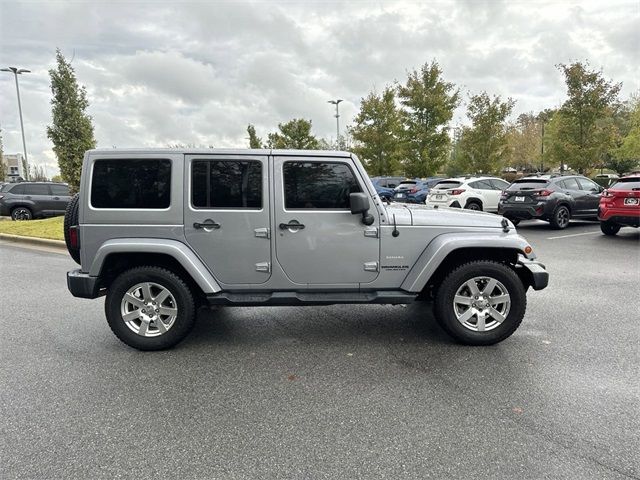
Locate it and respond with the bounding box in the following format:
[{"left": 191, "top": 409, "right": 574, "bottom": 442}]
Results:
[
  {"left": 1, "top": 67, "right": 31, "bottom": 180},
  {"left": 328, "top": 99, "right": 343, "bottom": 147}
]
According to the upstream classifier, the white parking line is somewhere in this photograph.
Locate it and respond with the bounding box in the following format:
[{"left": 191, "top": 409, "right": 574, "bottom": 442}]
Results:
[{"left": 547, "top": 231, "right": 601, "bottom": 240}]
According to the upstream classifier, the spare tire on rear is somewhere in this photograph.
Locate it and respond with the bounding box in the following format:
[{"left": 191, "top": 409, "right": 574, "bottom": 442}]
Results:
[{"left": 64, "top": 194, "right": 81, "bottom": 265}]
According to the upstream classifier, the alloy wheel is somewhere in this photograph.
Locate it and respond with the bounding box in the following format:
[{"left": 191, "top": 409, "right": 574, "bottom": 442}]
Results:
[
  {"left": 120, "top": 282, "right": 178, "bottom": 337},
  {"left": 452, "top": 276, "right": 511, "bottom": 332}
]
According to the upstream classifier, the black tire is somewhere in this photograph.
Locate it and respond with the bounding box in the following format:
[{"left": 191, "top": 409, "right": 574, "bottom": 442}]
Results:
[
  {"left": 434, "top": 261, "right": 527, "bottom": 346},
  {"left": 600, "top": 221, "right": 621, "bottom": 236},
  {"left": 64, "top": 195, "right": 81, "bottom": 264},
  {"left": 11, "top": 206, "right": 32, "bottom": 221},
  {"left": 549, "top": 204, "right": 570, "bottom": 229},
  {"left": 465, "top": 201, "right": 482, "bottom": 211},
  {"left": 105, "top": 266, "right": 196, "bottom": 351}
]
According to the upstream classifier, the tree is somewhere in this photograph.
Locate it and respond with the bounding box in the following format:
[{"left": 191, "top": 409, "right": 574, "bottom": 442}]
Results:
[
  {"left": 551, "top": 62, "right": 621, "bottom": 174},
  {"left": 247, "top": 124, "right": 263, "bottom": 149},
  {"left": 458, "top": 92, "right": 515, "bottom": 174},
  {"left": 30, "top": 164, "right": 48, "bottom": 182},
  {"left": 506, "top": 113, "right": 542, "bottom": 172},
  {"left": 0, "top": 127, "right": 6, "bottom": 181},
  {"left": 349, "top": 87, "right": 404, "bottom": 175},
  {"left": 47, "top": 49, "right": 96, "bottom": 191},
  {"left": 397, "top": 61, "right": 460, "bottom": 176},
  {"left": 608, "top": 96, "right": 640, "bottom": 174},
  {"left": 51, "top": 174, "right": 64, "bottom": 183},
  {"left": 266, "top": 118, "right": 319, "bottom": 149}
]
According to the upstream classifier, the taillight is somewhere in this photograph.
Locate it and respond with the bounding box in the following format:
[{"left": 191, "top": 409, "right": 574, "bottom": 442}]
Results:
[
  {"left": 602, "top": 190, "right": 614, "bottom": 198},
  {"left": 69, "top": 226, "right": 80, "bottom": 249},
  {"left": 500, "top": 190, "right": 508, "bottom": 199},
  {"left": 449, "top": 189, "right": 465, "bottom": 195},
  {"left": 536, "top": 189, "right": 553, "bottom": 197}
]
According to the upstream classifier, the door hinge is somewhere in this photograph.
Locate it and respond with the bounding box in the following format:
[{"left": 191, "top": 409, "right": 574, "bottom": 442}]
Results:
[
  {"left": 255, "top": 262, "right": 271, "bottom": 273},
  {"left": 254, "top": 227, "right": 270, "bottom": 239},
  {"left": 364, "top": 227, "right": 379, "bottom": 238},
  {"left": 363, "top": 261, "right": 379, "bottom": 272}
]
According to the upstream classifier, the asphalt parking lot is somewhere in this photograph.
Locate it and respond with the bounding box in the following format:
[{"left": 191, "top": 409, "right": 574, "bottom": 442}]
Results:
[{"left": 1, "top": 221, "right": 638, "bottom": 479}]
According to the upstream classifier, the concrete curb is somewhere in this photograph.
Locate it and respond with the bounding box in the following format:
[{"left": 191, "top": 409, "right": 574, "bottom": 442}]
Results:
[{"left": 0, "top": 233, "right": 67, "bottom": 252}]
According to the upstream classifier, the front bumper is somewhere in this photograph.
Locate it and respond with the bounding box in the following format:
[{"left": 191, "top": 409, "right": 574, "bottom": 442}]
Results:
[
  {"left": 67, "top": 269, "right": 102, "bottom": 299},
  {"left": 517, "top": 257, "right": 549, "bottom": 291}
]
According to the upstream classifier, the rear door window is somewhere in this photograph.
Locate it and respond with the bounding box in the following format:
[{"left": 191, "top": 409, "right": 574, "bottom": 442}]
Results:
[
  {"left": 23, "top": 184, "right": 51, "bottom": 195},
  {"left": 283, "top": 161, "right": 361, "bottom": 209},
  {"left": 192, "top": 160, "right": 262, "bottom": 209},
  {"left": 91, "top": 159, "right": 171, "bottom": 209},
  {"left": 469, "top": 180, "right": 493, "bottom": 190}
]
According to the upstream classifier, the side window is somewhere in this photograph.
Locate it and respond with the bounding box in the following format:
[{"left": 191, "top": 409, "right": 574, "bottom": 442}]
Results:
[
  {"left": 23, "top": 184, "right": 51, "bottom": 195},
  {"left": 577, "top": 178, "right": 599, "bottom": 192},
  {"left": 284, "top": 161, "right": 362, "bottom": 209},
  {"left": 91, "top": 159, "right": 171, "bottom": 209},
  {"left": 50, "top": 184, "right": 70, "bottom": 196},
  {"left": 9, "top": 184, "right": 25, "bottom": 195},
  {"left": 562, "top": 178, "right": 580, "bottom": 190},
  {"left": 192, "top": 160, "right": 262, "bottom": 209},
  {"left": 491, "top": 179, "right": 510, "bottom": 190},
  {"left": 470, "top": 180, "right": 493, "bottom": 190}
]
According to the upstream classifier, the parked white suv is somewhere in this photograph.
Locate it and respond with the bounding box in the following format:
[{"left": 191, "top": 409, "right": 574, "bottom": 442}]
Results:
[{"left": 426, "top": 176, "right": 511, "bottom": 212}]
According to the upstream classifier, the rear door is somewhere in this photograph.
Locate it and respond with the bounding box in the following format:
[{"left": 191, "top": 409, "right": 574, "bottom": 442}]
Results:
[
  {"left": 49, "top": 184, "right": 71, "bottom": 213},
  {"left": 273, "top": 155, "right": 380, "bottom": 285},
  {"left": 184, "top": 154, "right": 271, "bottom": 285},
  {"left": 23, "top": 184, "right": 55, "bottom": 214},
  {"left": 469, "top": 179, "right": 500, "bottom": 211}
]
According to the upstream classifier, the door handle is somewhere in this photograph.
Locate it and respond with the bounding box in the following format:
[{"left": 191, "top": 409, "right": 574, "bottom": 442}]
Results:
[
  {"left": 193, "top": 220, "right": 221, "bottom": 230},
  {"left": 53, "top": 197, "right": 60, "bottom": 200},
  {"left": 25, "top": 196, "right": 32, "bottom": 199},
  {"left": 279, "top": 222, "right": 305, "bottom": 230}
]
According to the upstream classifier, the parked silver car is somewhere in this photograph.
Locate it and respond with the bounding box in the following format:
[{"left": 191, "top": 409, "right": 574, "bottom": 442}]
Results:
[{"left": 65, "top": 149, "right": 548, "bottom": 350}]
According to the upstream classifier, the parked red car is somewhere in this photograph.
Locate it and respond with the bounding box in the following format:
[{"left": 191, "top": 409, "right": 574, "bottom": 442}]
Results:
[{"left": 598, "top": 174, "right": 640, "bottom": 235}]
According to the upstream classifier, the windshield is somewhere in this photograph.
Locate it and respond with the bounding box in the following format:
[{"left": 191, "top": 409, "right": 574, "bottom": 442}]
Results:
[
  {"left": 433, "top": 181, "right": 462, "bottom": 190},
  {"left": 507, "top": 179, "right": 549, "bottom": 191},
  {"left": 610, "top": 178, "right": 640, "bottom": 190}
]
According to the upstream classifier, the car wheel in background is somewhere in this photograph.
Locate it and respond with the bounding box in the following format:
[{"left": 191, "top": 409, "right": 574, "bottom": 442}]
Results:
[
  {"left": 600, "top": 221, "right": 621, "bottom": 236},
  {"left": 63, "top": 195, "right": 81, "bottom": 265},
  {"left": 105, "top": 266, "right": 196, "bottom": 351},
  {"left": 550, "top": 205, "right": 570, "bottom": 229},
  {"left": 11, "top": 207, "right": 32, "bottom": 221},
  {"left": 465, "top": 201, "right": 482, "bottom": 211},
  {"left": 433, "top": 261, "right": 526, "bottom": 346}
]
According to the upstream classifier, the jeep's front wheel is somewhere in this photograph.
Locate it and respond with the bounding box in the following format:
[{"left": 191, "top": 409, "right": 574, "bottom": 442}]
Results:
[
  {"left": 105, "top": 267, "right": 195, "bottom": 350},
  {"left": 434, "top": 261, "right": 526, "bottom": 345}
]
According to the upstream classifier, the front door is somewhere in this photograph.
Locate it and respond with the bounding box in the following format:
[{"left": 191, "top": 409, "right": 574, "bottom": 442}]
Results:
[
  {"left": 273, "top": 156, "right": 380, "bottom": 285},
  {"left": 184, "top": 155, "right": 271, "bottom": 285},
  {"left": 576, "top": 177, "right": 602, "bottom": 216}
]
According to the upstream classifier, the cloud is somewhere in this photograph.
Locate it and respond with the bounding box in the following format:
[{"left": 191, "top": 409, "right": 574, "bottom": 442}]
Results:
[{"left": 0, "top": 0, "right": 638, "bottom": 177}]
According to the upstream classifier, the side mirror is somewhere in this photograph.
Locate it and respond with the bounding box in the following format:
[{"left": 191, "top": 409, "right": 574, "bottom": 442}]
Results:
[{"left": 350, "top": 192, "right": 375, "bottom": 226}]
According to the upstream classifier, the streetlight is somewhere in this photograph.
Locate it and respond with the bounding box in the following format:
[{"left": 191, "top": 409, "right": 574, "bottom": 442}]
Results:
[
  {"left": 327, "top": 99, "right": 343, "bottom": 147},
  {"left": 2, "top": 67, "right": 32, "bottom": 180}
]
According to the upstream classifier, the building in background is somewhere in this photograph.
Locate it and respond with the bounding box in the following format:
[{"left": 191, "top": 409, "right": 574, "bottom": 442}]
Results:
[{"left": 1, "top": 153, "right": 27, "bottom": 182}]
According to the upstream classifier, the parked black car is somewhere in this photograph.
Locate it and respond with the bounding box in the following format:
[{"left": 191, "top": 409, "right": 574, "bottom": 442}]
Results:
[
  {"left": 498, "top": 175, "right": 603, "bottom": 229},
  {"left": 0, "top": 182, "right": 71, "bottom": 220}
]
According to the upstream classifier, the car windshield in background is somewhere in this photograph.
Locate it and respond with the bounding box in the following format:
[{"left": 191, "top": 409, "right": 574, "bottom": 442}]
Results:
[
  {"left": 610, "top": 178, "right": 640, "bottom": 190},
  {"left": 433, "top": 181, "right": 462, "bottom": 190},
  {"left": 397, "top": 181, "right": 417, "bottom": 188},
  {"left": 508, "top": 179, "right": 549, "bottom": 190}
]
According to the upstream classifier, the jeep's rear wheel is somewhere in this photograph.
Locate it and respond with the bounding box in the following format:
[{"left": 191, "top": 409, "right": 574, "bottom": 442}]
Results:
[
  {"left": 105, "top": 267, "right": 195, "bottom": 350},
  {"left": 63, "top": 195, "right": 81, "bottom": 265},
  {"left": 434, "top": 261, "right": 526, "bottom": 345}
]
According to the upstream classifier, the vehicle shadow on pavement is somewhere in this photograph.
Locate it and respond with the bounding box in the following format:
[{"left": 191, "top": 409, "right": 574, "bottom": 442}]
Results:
[{"left": 182, "top": 302, "right": 455, "bottom": 349}]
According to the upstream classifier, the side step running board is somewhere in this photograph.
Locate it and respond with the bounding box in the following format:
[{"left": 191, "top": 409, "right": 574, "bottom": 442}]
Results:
[{"left": 206, "top": 290, "right": 417, "bottom": 306}]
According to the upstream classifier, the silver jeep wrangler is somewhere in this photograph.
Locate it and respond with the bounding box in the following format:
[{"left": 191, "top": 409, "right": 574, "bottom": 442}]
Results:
[{"left": 65, "top": 149, "right": 548, "bottom": 350}]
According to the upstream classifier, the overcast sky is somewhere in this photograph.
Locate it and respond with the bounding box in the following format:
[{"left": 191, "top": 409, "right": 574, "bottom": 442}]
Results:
[{"left": 1, "top": 0, "right": 638, "bottom": 177}]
